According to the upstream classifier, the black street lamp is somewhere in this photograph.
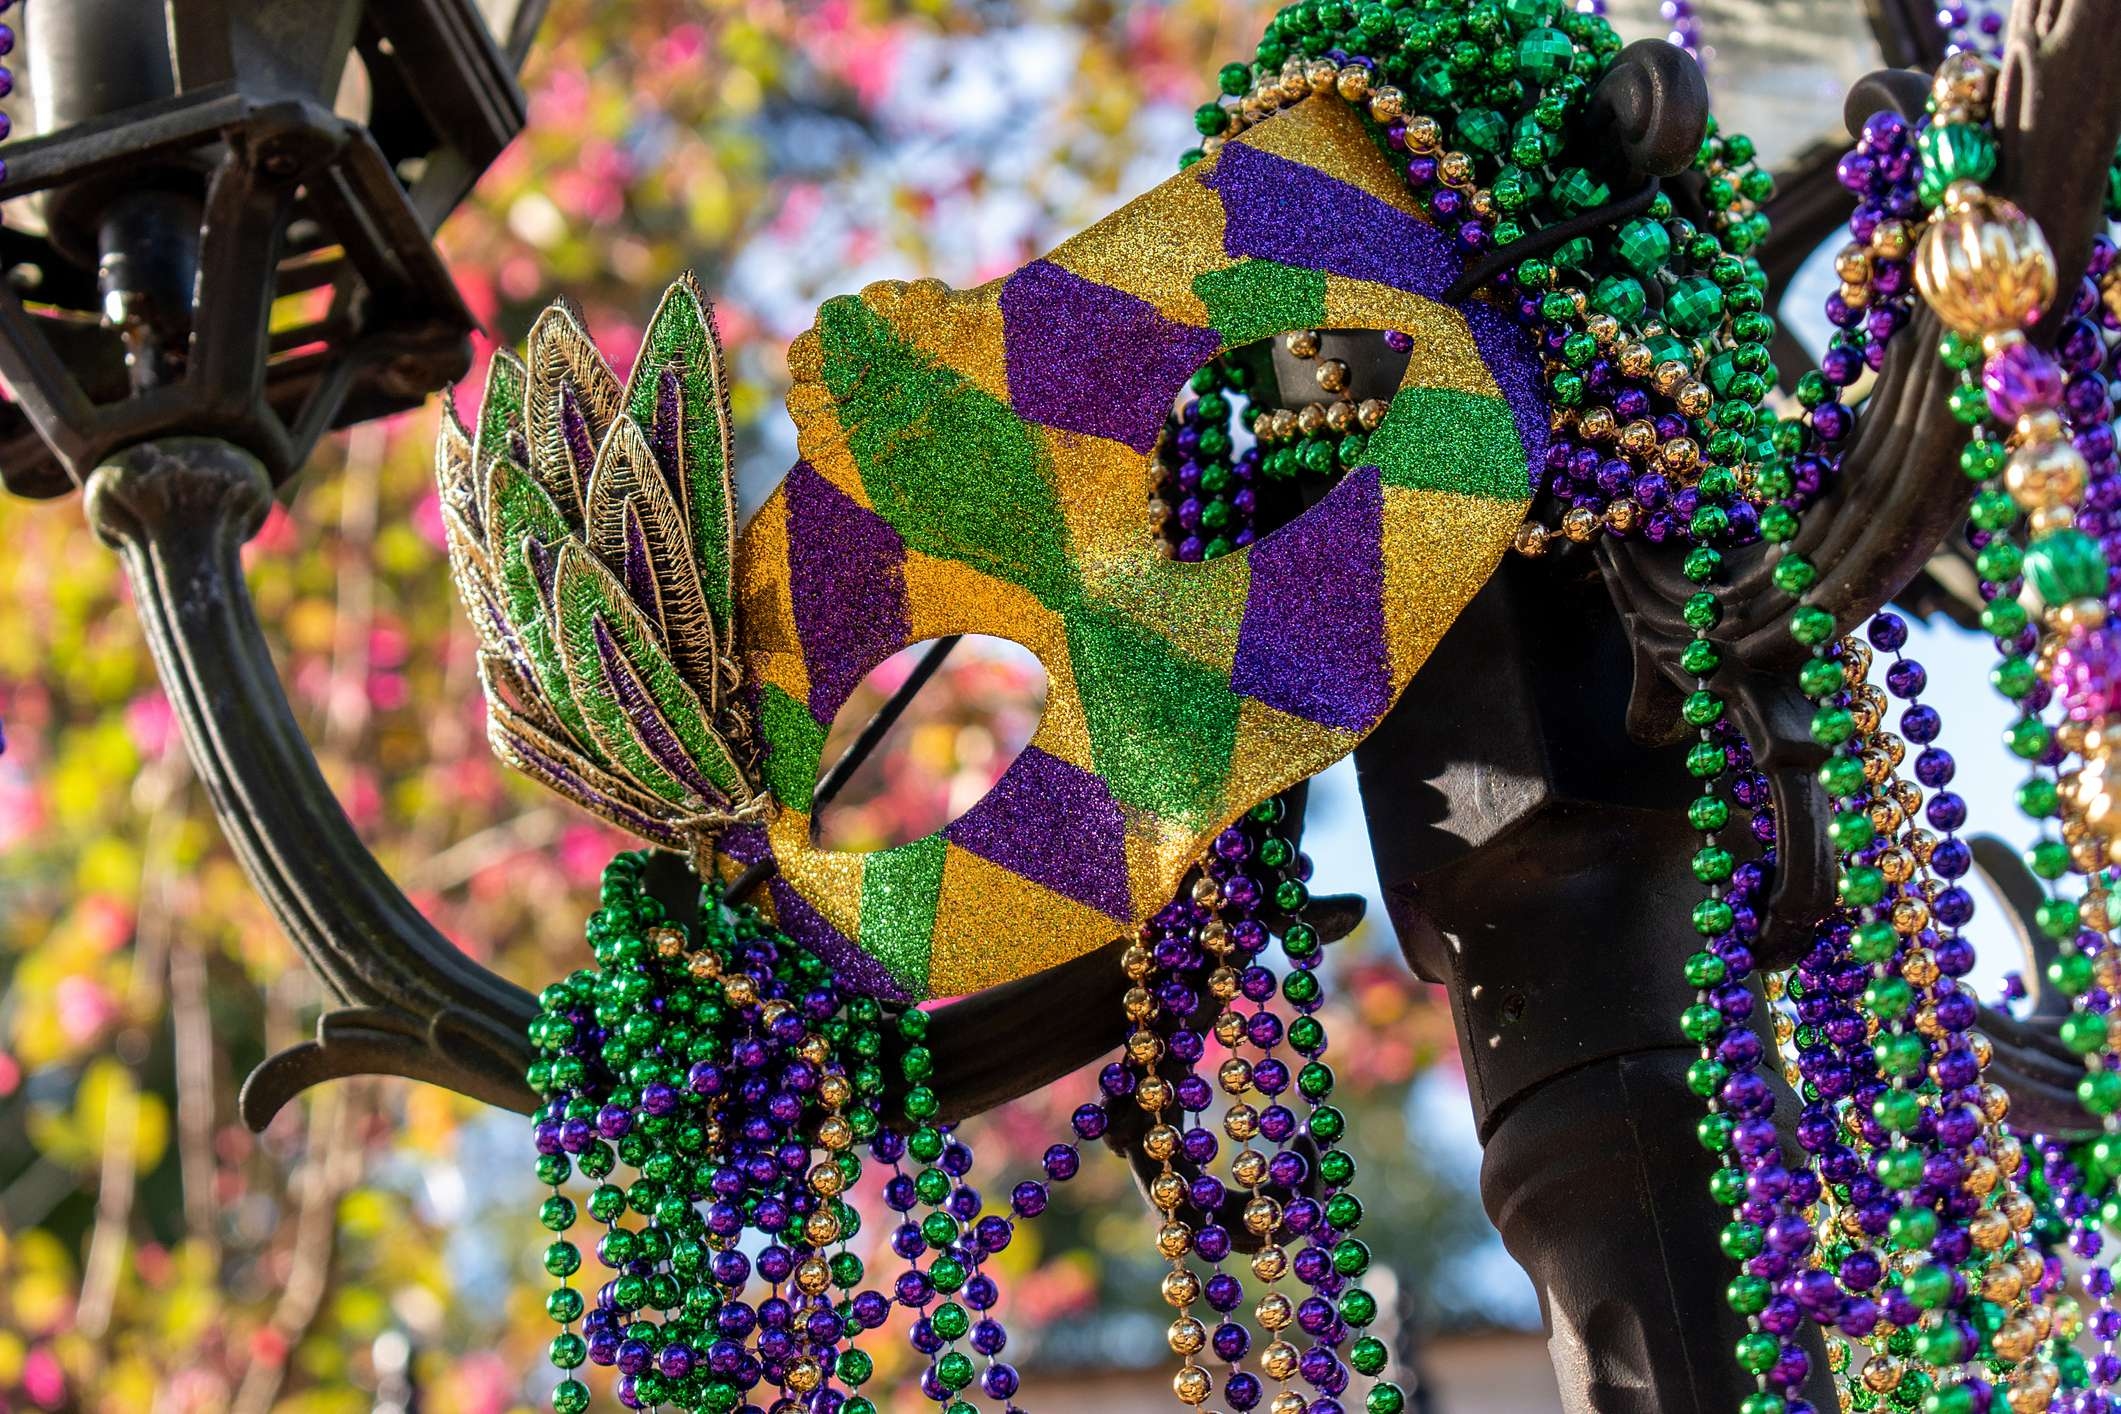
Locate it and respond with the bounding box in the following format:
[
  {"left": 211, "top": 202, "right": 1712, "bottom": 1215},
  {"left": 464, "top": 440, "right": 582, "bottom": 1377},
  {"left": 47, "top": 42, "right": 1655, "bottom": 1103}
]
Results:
[{"left": 0, "top": 0, "right": 550, "bottom": 1123}]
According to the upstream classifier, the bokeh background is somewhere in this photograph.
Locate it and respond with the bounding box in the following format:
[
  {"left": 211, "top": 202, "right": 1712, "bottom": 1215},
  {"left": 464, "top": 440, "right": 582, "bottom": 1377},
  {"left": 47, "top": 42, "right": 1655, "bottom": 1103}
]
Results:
[{"left": 0, "top": 2, "right": 2036, "bottom": 1410}]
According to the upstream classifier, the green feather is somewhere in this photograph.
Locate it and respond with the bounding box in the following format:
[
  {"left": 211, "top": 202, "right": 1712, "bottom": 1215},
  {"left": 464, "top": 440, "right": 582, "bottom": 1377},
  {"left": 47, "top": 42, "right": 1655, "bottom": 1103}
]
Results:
[
  {"left": 552, "top": 543, "right": 750, "bottom": 807},
  {"left": 623, "top": 274, "right": 738, "bottom": 658}
]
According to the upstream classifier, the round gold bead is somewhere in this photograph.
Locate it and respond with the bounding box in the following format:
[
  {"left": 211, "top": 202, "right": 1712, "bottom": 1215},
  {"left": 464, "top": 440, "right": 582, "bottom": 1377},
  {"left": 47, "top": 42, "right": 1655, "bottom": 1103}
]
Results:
[
  {"left": 1256, "top": 1293, "right": 1294, "bottom": 1330},
  {"left": 1137, "top": 1075, "right": 1174, "bottom": 1112},
  {"left": 1871, "top": 219, "right": 1913, "bottom": 261},
  {"left": 1998, "top": 1189, "right": 2037, "bottom": 1230},
  {"left": 1991, "top": 1130, "right": 2020, "bottom": 1173},
  {"left": 1585, "top": 313, "right": 1621, "bottom": 346},
  {"left": 1335, "top": 66, "right": 1370, "bottom": 102},
  {"left": 1357, "top": 397, "right": 1389, "bottom": 431},
  {"left": 1243, "top": 1195, "right": 1283, "bottom": 1235},
  {"left": 722, "top": 975, "right": 758, "bottom": 1008},
  {"left": 1834, "top": 242, "right": 1873, "bottom": 284},
  {"left": 1223, "top": 1103, "right": 1261, "bottom": 1140},
  {"left": 1207, "top": 966, "right": 1241, "bottom": 1000},
  {"left": 1618, "top": 418, "right": 1658, "bottom": 459},
  {"left": 1561, "top": 506, "right": 1599, "bottom": 543},
  {"left": 1128, "top": 1029, "right": 1167, "bottom": 1066},
  {"left": 1967, "top": 1208, "right": 2011, "bottom": 1251},
  {"left": 1315, "top": 358, "right": 1350, "bottom": 393},
  {"left": 1369, "top": 86, "right": 1405, "bottom": 122},
  {"left": 1124, "top": 987, "right": 1159, "bottom": 1022},
  {"left": 1981, "top": 1259, "right": 2022, "bottom": 1303},
  {"left": 1215, "top": 1010, "right": 1247, "bottom": 1047},
  {"left": 1174, "top": 1364, "right": 1214, "bottom": 1406},
  {"left": 787, "top": 1358, "right": 824, "bottom": 1393},
  {"left": 2005, "top": 437, "right": 2089, "bottom": 512},
  {"left": 1305, "top": 60, "right": 1338, "bottom": 93},
  {"left": 1250, "top": 1245, "right": 1288, "bottom": 1282},
  {"left": 1863, "top": 1356, "right": 1904, "bottom": 1394},
  {"left": 1404, "top": 115, "right": 1441, "bottom": 153},
  {"left": 1219, "top": 1057, "right": 1254, "bottom": 1094},
  {"left": 1653, "top": 360, "right": 1691, "bottom": 396},
  {"left": 1512, "top": 521, "right": 1551, "bottom": 558},
  {"left": 1325, "top": 399, "right": 1357, "bottom": 433},
  {"left": 1617, "top": 342, "right": 1654, "bottom": 377},
  {"left": 1169, "top": 1316, "right": 1208, "bottom": 1356},
  {"left": 795, "top": 1256, "right": 833, "bottom": 1296},
  {"left": 808, "top": 1161, "right": 846, "bottom": 1197},
  {"left": 818, "top": 1074, "right": 852, "bottom": 1109},
  {"left": 1579, "top": 406, "right": 1618, "bottom": 443},
  {"left": 1992, "top": 1315, "right": 2039, "bottom": 1362},
  {"left": 688, "top": 951, "right": 721, "bottom": 980},
  {"left": 1898, "top": 945, "right": 1938, "bottom": 984},
  {"left": 1295, "top": 403, "right": 1327, "bottom": 436},
  {"left": 1676, "top": 382, "right": 1713, "bottom": 417},
  {"left": 1158, "top": 1221, "right": 1195, "bottom": 1261},
  {"left": 1262, "top": 1341, "right": 1301, "bottom": 1381},
  {"left": 650, "top": 925, "right": 687, "bottom": 959},
  {"left": 1439, "top": 151, "right": 1475, "bottom": 188},
  {"left": 1932, "top": 50, "right": 1996, "bottom": 110},
  {"left": 1144, "top": 1124, "right": 1182, "bottom": 1162},
  {"left": 1191, "top": 875, "right": 1224, "bottom": 906},
  {"left": 1915, "top": 195, "right": 2058, "bottom": 338},
  {"left": 1604, "top": 498, "right": 1641, "bottom": 534},
  {"left": 1231, "top": 1147, "right": 1268, "bottom": 1188},
  {"left": 804, "top": 1209, "right": 840, "bottom": 1245},
  {"left": 1122, "top": 943, "right": 1155, "bottom": 980},
  {"left": 1152, "top": 1172, "right": 1189, "bottom": 1212},
  {"left": 814, "top": 1113, "right": 851, "bottom": 1151}
]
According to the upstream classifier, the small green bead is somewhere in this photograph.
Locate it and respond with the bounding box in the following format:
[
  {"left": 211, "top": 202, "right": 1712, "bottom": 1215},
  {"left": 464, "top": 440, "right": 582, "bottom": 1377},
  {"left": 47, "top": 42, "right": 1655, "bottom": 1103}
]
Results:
[
  {"left": 1809, "top": 705, "right": 1856, "bottom": 746},
  {"left": 539, "top": 1195, "right": 577, "bottom": 1232},
  {"left": 1990, "top": 654, "right": 2036, "bottom": 700},
  {"left": 1350, "top": 1335, "right": 1391, "bottom": 1376},
  {"left": 1341, "top": 1288, "right": 1380, "bottom": 1327},
  {"left": 1875, "top": 1146, "right": 1924, "bottom": 1190},
  {"left": 1309, "top": 1105, "right": 1347, "bottom": 1142},
  {"left": 551, "top": 1332, "right": 588, "bottom": 1369},
  {"left": 1319, "top": 1148, "right": 1356, "bottom": 1185},
  {"left": 1690, "top": 847, "right": 1734, "bottom": 884},
  {"left": 2079, "top": 1068, "right": 2121, "bottom": 1117},
  {"left": 837, "top": 1348, "right": 875, "bottom": 1386},
  {"left": 1332, "top": 1237, "right": 1372, "bottom": 1276},
  {"left": 2027, "top": 837, "right": 2070, "bottom": 880},
  {"left": 2061, "top": 1012, "right": 2108, "bottom": 1055},
  {"left": 1666, "top": 276, "right": 1726, "bottom": 335},
  {"left": 1772, "top": 555, "right": 1817, "bottom": 595},
  {"left": 1708, "top": 1164, "right": 1746, "bottom": 1206},
  {"left": 1719, "top": 1220, "right": 1764, "bottom": 1260},
  {"left": 1886, "top": 1204, "right": 1939, "bottom": 1251},
  {"left": 1686, "top": 1056, "right": 1730, "bottom": 1097},
  {"left": 1696, "top": 1112, "right": 1734, "bottom": 1151},
  {"left": 1760, "top": 504, "right": 1798, "bottom": 543},
  {"left": 1900, "top": 1263, "right": 1942, "bottom": 1314},
  {"left": 1681, "top": 690, "right": 1725, "bottom": 726},
  {"left": 1726, "top": 1273, "right": 1770, "bottom": 1314},
  {"left": 1840, "top": 864, "right": 1886, "bottom": 907},
  {"left": 1850, "top": 920, "right": 1898, "bottom": 964},
  {"left": 1687, "top": 794, "right": 1730, "bottom": 831},
  {"left": 2016, "top": 774, "right": 2059, "bottom": 819},
  {"left": 1871, "top": 1087, "right": 1922, "bottom": 1132},
  {"left": 1692, "top": 898, "right": 1734, "bottom": 936},
  {"left": 2006, "top": 716, "right": 2052, "bottom": 761},
  {"left": 1326, "top": 1192, "right": 1365, "bottom": 1230},
  {"left": 2050, "top": 948, "right": 2095, "bottom": 993},
  {"left": 1828, "top": 810, "right": 1875, "bottom": 852},
  {"left": 1947, "top": 381, "right": 1989, "bottom": 425},
  {"left": 1979, "top": 596, "right": 2028, "bottom": 639},
  {"left": 1218, "top": 62, "right": 1250, "bottom": 95},
  {"left": 1686, "top": 741, "right": 1728, "bottom": 780},
  {"left": 547, "top": 1286, "right": 586, "bottom": 1323},
  {"left": 1368, "top": 1382, "right": 1407, "bottom": 1414},
  {"left": 1788, "top": 605, "right": 1836, "bottom": 646},
  {"left": 545, "top": 1240, "right": 582, "bottom": 1277},
  {"left": 1680, "top": 639, "right": 1722, "bottom": 676},
  {"left": 553, "top": 1378, "right": 593, "bottom": 1414},
  {"left": 1969, "top": 488, "right": 2019, "bottom": 532},
  {"left": 1863, "top": 975, "right": 1914, "bottom": 1020},
  {"left": 1681, "top": 1003, "right": 1727, "bottom": 1043},
  {"left": 1798, "top": 657, "right": 1846, "bottom": 698},
  {"left": 932, "top": 1301, "right": 971, "bottom": 1341},
  {"left": 1873, "top": 1032, "right": 1925, "bottom": 1078},
  {"left": 1736, "top": 1331, "right": 1780, "bottom": 1373}
]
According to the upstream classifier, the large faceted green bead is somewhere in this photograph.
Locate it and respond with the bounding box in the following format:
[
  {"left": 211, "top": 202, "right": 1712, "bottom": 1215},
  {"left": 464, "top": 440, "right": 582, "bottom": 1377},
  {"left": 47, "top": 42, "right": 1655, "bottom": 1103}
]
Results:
[
  {"left": 1516, "top": 26, "right": 1576, "bottom": 81},
  {"left": 2024, "top": 527, "right": 2108, "bottom": 605},
  {"left": 1614, "top": 217, "right": 1671, "bottom": 274},
  {"left": 1666, "top": 276, "right": 1726, "bottom": 335}
]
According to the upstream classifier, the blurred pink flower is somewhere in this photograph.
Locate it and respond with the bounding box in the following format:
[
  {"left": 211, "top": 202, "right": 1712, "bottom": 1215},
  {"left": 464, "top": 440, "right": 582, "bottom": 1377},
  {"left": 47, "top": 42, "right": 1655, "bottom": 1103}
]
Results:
[
  {"left": 81, "top": 895, "right": 134, "bottom": 952},
  {"left": 22, "top": 1346, "right": 66, "bottom": 1407},
  {"left": 127, "top": 690, "right": 177, "bottom": 757},
  {"left": 0, "top": 1051, "right": 20, "bottom": 1097},
  {"left": 559, "top": 823, "right": 618, "bottom": 884},
  {"left": 56, "top": 975, "right": 120, "bottom": 1045},
  {"left": 0, "top": 771, "right": 46, "bottom": 849},
  {"left": 412, "top": 489, "right": 449, "bottom": 550}
]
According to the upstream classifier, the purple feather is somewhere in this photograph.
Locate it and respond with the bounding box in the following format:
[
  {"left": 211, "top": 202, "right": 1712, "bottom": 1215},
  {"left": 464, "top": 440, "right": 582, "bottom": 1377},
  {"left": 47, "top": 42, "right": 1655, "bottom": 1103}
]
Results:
[
  {"left": 620, "top": 499, "right": 663, "bottom": 632},
  {"left": 590, "top": 613, "right": 720, "bottom": 801},
  {"left": 476, "top": 583, "right": 539, "bottom": 685},
  {"left": 651, "top": 365, "right": 685, "bottom": 510},
  {"left": 557, "top": 380, "right": 597, "bottom": 486},
  {"left": 499, "top": 725, "right": 684, "bottom": 846},
  {"left": 524, "top": 536, "right": 559, "bottom": 616}
]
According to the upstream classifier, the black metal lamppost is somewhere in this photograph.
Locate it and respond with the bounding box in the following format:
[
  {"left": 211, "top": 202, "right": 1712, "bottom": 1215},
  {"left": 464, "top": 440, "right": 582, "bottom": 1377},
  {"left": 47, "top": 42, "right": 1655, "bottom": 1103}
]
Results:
[{"left": 0, "top": 0, "right": 552, "bottom": 1124}]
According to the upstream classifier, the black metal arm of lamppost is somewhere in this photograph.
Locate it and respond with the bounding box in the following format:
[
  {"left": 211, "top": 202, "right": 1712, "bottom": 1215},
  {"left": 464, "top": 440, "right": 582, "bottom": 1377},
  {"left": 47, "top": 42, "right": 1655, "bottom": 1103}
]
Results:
[{"left": 0, "top": 0, "right": 557, "bottom": 1124}]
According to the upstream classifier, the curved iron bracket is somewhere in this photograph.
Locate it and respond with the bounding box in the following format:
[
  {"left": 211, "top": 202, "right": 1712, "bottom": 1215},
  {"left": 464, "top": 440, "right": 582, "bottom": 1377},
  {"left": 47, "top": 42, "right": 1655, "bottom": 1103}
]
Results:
[{"left": 83, "top": 436, "right": 541, "bottom": 1128}]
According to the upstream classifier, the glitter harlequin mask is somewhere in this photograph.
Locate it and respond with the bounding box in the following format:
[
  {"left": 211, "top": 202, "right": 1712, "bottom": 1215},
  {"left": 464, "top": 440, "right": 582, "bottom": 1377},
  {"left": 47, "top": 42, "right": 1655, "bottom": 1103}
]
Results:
[{"left": 438, "top": 95, "right": 1547, "bottom": 1002}]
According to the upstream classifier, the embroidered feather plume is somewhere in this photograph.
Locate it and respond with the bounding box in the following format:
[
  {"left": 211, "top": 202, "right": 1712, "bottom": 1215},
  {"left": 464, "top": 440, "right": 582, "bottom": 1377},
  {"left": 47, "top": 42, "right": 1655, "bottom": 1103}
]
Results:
[{"left": 435, "top": 275, "right": 762, "bottom": 850}]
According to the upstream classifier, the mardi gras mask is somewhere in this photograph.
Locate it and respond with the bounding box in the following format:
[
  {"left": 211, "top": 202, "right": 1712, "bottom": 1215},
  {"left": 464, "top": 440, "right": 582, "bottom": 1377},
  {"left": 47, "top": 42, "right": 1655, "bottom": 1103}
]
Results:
[{"left": 438, "top": 94, "right": 1546, "bottom": 1003}]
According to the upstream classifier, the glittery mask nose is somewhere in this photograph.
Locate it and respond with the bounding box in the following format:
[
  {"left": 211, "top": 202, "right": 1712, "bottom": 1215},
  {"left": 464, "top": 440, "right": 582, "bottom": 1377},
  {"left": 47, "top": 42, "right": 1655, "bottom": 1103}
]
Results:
[{"left": 720, "top": 94, "right": 1550, "bottom": 1002}]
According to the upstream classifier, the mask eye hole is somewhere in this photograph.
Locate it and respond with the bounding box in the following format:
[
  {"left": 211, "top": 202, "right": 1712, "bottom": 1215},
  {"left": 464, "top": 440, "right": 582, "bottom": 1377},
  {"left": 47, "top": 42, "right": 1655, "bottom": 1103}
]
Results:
[{"left": 813, "top": 636, "right": 1048, "bottom": 851}]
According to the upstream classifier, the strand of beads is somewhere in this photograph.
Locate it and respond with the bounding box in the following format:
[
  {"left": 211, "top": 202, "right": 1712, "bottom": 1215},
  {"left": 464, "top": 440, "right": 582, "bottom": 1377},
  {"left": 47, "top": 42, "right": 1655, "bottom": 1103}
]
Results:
[{"left": 1158, "top": 362, "right": 1264, "bottom": 562}]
